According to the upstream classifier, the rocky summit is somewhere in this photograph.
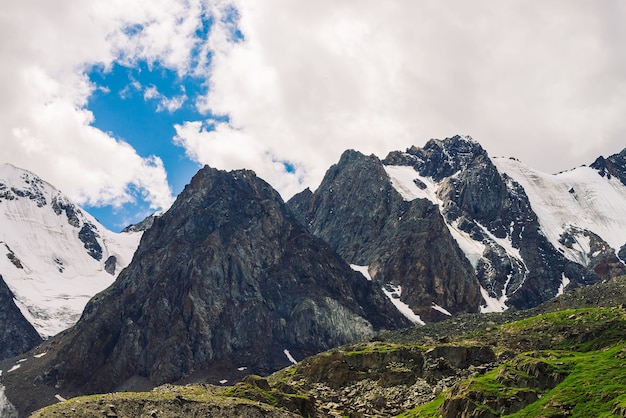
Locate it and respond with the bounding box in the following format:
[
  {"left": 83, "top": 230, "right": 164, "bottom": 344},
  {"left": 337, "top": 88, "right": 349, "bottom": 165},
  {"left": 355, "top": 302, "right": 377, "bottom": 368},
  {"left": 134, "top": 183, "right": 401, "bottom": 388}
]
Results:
[
  {"left": 2, "top": 165, "right": 409, "bottom": 416},
  {"left": 287, "top": 149, "right": 482, "bottom": 323}
]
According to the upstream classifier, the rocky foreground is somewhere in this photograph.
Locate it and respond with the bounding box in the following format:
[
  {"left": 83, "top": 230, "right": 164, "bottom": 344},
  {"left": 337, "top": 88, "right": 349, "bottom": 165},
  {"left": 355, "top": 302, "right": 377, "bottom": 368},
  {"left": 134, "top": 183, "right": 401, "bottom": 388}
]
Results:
[{"left": 28, "top": 276, "right": 626, "bottom": 417}]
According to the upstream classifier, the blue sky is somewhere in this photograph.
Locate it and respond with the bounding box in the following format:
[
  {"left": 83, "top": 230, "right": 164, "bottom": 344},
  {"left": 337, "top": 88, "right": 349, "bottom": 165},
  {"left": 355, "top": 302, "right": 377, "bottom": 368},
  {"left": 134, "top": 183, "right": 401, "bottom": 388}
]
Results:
[
  {"left": 3, "top": 1, "right": 626, "bottom": 233},
  {"left": 85, "top": 62, "right": 206, "bottom": 229}
]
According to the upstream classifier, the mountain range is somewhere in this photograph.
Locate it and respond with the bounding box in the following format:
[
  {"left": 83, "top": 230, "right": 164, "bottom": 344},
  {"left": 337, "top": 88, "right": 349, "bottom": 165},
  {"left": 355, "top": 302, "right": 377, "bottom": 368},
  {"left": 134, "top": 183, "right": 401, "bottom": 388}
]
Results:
[
  {"left": 1, "top": 136, "right": 625, "bottom": 416},
  {"left": 288, "top": 136, "right": 626, "bottom": 321}
]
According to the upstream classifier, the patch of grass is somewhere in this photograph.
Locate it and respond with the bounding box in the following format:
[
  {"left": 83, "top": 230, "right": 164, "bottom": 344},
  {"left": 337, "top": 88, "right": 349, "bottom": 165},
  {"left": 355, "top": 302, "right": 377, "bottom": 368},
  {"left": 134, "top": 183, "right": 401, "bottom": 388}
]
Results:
[
  {"left": 220, "top": 380, "right": 280, "bottom": 407},
  {"left": 396, "top": 395, "right": 445, "bottom": 418},
  {"left": 343, "top": 341, "right": 431, "bottom": 357},
  {"left": 508, "top": 344, "right": 626, "bottom": 417}
]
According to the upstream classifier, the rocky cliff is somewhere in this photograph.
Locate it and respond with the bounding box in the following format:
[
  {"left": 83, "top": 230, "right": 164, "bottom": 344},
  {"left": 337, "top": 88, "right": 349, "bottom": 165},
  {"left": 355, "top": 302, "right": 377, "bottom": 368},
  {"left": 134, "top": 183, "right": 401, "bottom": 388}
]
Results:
[
  {"left": 287, "top": 149, "right": 482, "bottom": 322},
  {"left": 3, "top": 165, "right": 410, "bottom": 415},
  {"left": 591, "top": 147, "right": 626, "bottom": 187},
  {"left": 0, "top": 275, "right": 42, "bottom": 360}
]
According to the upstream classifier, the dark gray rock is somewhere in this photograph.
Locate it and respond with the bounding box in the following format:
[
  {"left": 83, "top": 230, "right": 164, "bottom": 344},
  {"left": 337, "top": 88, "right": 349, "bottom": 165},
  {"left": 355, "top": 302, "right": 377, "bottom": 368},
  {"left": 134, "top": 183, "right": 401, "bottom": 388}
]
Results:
[
  {"left": 33, "top": 165, "right": 409, "bottom": 396},
  {"left": 0, "top": 275, "right": 42, "bottom": 360},
  {"left": 121, "top": 213, "right": 158, "bottom": 233},
  {"left": 51, "top": 196, "right": 81, "bottom": 228},
  {"left": 287, "top": 149, "right": 482, "bottom": 322},
  {"left": 591, "top": 147, "right": 626, "bottom": 187},
  {"left": 104, "top": 255, "right": 117, "bottom": 275},
  {"left": 559, "top": 227, "right": 626, "bottom": 280},
  {"left": 78, "top": 223, "right": 103, "bottom": 261}
]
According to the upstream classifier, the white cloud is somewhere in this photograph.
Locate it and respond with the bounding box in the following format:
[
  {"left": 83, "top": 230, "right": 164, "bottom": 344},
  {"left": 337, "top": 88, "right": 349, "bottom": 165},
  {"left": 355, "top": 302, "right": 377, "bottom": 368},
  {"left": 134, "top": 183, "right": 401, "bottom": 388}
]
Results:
[
  {"left": 174, "top": 120, "right": 305, "bottom": 197},
  {"left": 144, "top": 85, "right": 187, "bottom": 113},
  {"left": 177, "top": 0, "right": 626, "bottom": 200},
  {"left": 3, "top": 0, "right": 626, "bottom": 217},
  {"left": 0, "top": 0, "right": 213, "bottom": 214}
]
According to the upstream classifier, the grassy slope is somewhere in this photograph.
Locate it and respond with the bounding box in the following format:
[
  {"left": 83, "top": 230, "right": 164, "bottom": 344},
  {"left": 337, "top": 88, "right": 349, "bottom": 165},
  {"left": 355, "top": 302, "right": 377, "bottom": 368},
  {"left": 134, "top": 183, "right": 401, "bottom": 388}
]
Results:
[{"left": 400, "top": 307, "right": 626, "bottom": 417}]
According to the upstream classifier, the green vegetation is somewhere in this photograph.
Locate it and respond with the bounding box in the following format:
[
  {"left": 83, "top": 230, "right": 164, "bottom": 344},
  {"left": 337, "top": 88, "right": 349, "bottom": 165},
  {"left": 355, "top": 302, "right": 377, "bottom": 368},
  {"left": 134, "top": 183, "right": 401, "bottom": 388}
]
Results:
[{"left": 396, "top": 307, "right": 626, "bottom": 417}]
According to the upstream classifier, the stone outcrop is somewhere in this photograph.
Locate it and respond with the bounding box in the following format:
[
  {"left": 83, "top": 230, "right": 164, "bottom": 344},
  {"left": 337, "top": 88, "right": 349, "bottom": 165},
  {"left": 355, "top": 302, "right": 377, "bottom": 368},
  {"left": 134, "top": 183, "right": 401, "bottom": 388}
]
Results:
[
  {"left": 440, "top": 354, "right": 568, "bottom": 418},
  {"left": 591, "top": 147, "right": 626, "bottom": 187},
  {"left": 267, "top": 340, "right": 497, "bottom": 417}
]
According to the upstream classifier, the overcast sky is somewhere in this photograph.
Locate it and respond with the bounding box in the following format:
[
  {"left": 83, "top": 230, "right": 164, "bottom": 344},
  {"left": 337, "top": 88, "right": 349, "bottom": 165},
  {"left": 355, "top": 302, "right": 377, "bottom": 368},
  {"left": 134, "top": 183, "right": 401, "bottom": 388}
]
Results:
[{"left": 2, "top": 1, "right": 625, "bottom": 230}]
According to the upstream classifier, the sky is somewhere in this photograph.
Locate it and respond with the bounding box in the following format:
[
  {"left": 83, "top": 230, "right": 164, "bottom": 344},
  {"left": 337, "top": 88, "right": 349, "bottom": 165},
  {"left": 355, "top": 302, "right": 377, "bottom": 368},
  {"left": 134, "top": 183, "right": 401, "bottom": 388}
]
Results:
[{"left": 2, "top": 1, "right": 626, "bottom": 231}]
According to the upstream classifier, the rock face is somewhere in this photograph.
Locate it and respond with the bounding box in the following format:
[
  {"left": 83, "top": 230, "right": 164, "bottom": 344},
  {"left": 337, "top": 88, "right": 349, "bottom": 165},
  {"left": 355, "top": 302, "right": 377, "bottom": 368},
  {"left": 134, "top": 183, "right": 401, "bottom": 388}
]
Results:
[
  {"left": 287, "top": 150, "right": 482, "bottom": 322},
  {"left": 591, "top": 147, "right": 626, "bottom": 187},
  {"left": 36, "top": 165, "right": 410, "bottom": 396},
  {"left": 0, "top": 275, "right": 42, "bottom": 359}
]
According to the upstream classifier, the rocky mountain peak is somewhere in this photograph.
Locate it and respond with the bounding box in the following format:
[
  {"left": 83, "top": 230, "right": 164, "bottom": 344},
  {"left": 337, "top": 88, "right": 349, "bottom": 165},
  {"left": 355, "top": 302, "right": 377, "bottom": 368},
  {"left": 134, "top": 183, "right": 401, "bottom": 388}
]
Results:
[
  {"left": 25, "top": 164, "right": 409, "bottom": 399},
  {"left": 287, "top": 149, "right": 482, "bottom": 323},
  {"left": 384, "top": 135, "right": 488, "bottom": 181}
]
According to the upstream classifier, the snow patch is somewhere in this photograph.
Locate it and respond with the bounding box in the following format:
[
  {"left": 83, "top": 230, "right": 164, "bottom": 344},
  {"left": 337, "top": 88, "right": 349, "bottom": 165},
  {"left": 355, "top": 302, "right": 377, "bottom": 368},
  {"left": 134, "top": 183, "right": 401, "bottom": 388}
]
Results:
[
  {"left": 493, "top": 157, "right": 626, "bottom": 261},
  {"left": 480, "top": 286, "right": 509, "bottom": 313},
  {"left": 350, "top": 264, "right": 372, "bottom": 281},
  {"left": 284, "top": 349, "right": 297, "bottom": 364},
  {"left": 0, "top": 383, "right": 18, "bottom": 418},
  {"left": 432, "top": 303, "right": 452, "bottom": 316},
  {"left": 384, "top": 165, "right": 439, "bottom": 204},
  {"left": 33, "top": 352, "right": 47, "bottom": 358},
  {"left": 556, "top": 274, "right": 571, "bottom": 297},
  {"left": 382, "top": 283, "right": 425, "bottom": 325},
  {"left": 447, "top": 220, "right": 486, "bottom": 268},
  {"left": 476, "top": 222, "right": 528, "bottom": 293},
  {"left": 219, "top": 380, "right": 228, "bottom": 384},
  {"left": 7, "top": 364, "right": 21, "bottom": 373},
  {"left": 55, "top": 394, "right": 66, "bottom": 402},
  {"left": 237, "top": 366, "right": 247, "bottom": 371}
]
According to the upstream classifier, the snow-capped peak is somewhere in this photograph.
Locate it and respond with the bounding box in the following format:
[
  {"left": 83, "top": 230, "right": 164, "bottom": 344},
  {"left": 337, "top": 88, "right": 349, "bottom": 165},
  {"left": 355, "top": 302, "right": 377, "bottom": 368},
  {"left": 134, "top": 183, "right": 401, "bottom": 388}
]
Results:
[{"left": 0, "top": 163, "right": 142, "bottom": 338}]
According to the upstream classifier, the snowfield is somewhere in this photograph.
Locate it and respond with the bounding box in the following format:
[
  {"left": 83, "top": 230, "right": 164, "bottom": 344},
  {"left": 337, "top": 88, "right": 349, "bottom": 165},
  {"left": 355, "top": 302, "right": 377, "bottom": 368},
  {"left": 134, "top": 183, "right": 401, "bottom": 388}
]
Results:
[
  {"left": 0, "top": 163, "right": 142, "bottom": 338},
  {"left": 492, "top": 157, "right": 626, "bottom": 265}
]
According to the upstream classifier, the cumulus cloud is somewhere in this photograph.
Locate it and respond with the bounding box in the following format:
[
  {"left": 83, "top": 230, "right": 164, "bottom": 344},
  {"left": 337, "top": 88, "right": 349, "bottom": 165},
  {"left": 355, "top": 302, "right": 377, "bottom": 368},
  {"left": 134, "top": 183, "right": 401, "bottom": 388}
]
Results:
[
  {"left": 174, "top": 0, "right": 626, "bottom": 199},
  {"left": 144, "top": 85, "right": 187, "bottom": 113},
  {"left": 3, "top": 0, "right": 626, "bottom": 215},
  {"left": 0, "top": 0, "right": 211, "bottom": 213}
]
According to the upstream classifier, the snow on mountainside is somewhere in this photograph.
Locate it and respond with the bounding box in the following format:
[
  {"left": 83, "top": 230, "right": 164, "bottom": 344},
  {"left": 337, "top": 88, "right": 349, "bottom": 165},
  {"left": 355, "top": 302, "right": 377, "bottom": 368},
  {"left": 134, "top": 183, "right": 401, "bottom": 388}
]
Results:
[
  {"left": 492, "top": 157, "right": 626, "bottom": 265},
  {"left": 0, "top": 163, "right": 141, "bottom": 338},
  {"left": 382, "top": 137, "right": 626, "bottom": 314},
  {"left": 384, "top": 164, "right": 490, "bottom": 272}
]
